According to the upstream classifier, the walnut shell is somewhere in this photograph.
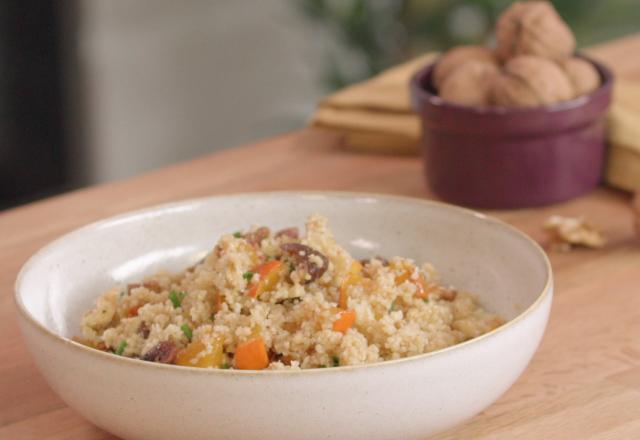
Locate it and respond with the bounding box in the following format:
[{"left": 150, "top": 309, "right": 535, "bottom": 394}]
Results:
[
  {"left": 559, "top": 57, "right": 600, "bottom": 97},
  {"left": 439, "top": 61, "right": 499, "bottom": 106},
  {"left": 491, "top": 55, "right": 573, "bottom": 107},
  {"left": 433, "top": 45, "right": 497, "bottom": 90},
  {"left": 491, "top": 73, "right": 540, "bottom": 107},
  {"left": 495, "top": 1, "right": 576, "bottom": 62}
]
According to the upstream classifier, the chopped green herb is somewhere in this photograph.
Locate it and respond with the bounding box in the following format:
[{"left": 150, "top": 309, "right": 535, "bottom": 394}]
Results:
[
  {"left": 423, "top": 298, "right": 430, "bottom": 304},
  {"left": 115, "top": 340, "right": 127, "bottom": 356},
  {"left": 243, "top": 271, "right": 254, "bottom": 281},
  {"left": 119, "top": 290, "right": 126, "bottom": 298},
  {"left": 220, "top": 363, "right": 231, "bottom": 369},
  {"left": 169, "top": 290, "right": 186, "bottom": 308},
  {"left": 332, "top": 355, "right": 340, "bottom": 367},
  {"left": 181, "top": 324, "right": 193, "bottom": 341},
  {"left": 389, "top": 300, "right": 397, "bottom": 312},
  {"left": 319, "top": 365, "right": 327, "bottom": 368},
  {"left": 233, "top": 231, "right": 243, "bottom": 238},
  {"left": 210, "top": 313, "right": 216, "bottom": 322}
]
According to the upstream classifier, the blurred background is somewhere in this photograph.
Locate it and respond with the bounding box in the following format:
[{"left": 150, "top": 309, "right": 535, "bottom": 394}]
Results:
[{"left": 1, "top": 0, "right": 639, "bottom": 209}]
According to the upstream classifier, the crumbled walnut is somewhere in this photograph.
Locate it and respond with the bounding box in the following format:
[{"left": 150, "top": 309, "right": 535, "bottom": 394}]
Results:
[
  {"left": 543, "top": 215, "right": 605, "bottom": 251},
  {"left": 244, "top": 227, "right": 270, "bottom": 246},
  {"left": 439, "top": 289, "right": 457, "bottom": 302},
  {"left": 274, "top": 227, "right": 299, "bottom": 240}
]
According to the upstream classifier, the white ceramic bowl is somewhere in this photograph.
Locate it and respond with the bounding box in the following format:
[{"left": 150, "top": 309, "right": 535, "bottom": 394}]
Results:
[{"left": 15, "top": 192, "right": 552, "bottom": 440}]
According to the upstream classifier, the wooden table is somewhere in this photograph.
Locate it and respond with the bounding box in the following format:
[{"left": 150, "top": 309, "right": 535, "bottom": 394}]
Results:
[{"left": 2, "top": 35, "right": 640, "bottom": 440}]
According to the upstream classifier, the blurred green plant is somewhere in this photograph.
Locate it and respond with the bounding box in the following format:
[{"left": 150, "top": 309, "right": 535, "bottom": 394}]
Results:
[{"left": 296, "top": 0, "right": 640, "bottom": 90}]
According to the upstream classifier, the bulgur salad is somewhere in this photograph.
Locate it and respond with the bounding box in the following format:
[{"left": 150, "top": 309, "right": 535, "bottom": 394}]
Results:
[{"left": 77, "top": 215, "right": 503, "bottom": 370}]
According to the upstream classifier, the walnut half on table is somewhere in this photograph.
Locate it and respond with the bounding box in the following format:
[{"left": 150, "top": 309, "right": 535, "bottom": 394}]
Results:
[{"left": 543, "top": 215, "right": 606, "bottom": 252}]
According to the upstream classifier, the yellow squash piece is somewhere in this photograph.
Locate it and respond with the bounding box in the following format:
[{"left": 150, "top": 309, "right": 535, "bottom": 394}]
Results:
[{"left": 176, "top": 339, "right": 224, "bottom": 368}]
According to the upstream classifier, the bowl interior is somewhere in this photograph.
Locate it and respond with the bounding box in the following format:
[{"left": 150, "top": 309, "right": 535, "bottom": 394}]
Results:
[{"left": 16, "top": 193, "right": 549, "bottom": 340}]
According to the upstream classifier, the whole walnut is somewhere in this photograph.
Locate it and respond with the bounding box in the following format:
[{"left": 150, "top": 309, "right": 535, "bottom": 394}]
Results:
[
  {"left": 439, "top": 61, "right": 499, "bottom": 106},
  {"left": 433, "top": 45, "right": 497, "bottom": 90},
  {"left": 559, "top": 57, "right": 600, "bottom": 97},
  {"left": 491, "top": 55, "right": 574, "bottom": 107},
  {"left": 495, "top": 1, "right": 576, "bottom": 62}
]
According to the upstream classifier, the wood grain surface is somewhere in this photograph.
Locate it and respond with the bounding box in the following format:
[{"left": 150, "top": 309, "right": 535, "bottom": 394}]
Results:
[{"left": 1, "top": 35, "right": 640, "bottom": 439}]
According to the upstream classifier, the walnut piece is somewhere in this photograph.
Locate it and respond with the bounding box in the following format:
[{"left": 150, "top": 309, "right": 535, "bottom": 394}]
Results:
[
  {"left": 433, "top": 45, "right": 497, "bottom": 90},
  {"left": 495, "top": 1, "right": 575, "bottom": 62},
  {"left": 543, "top": 215, "right": 605, "bottom": 251},
  {"left": 491, "top": 55, "right": 573, "bottom": 107},
  {"left": 439, "top": 60, "right": 499, "bottom": 106},
  {"left": 559, "top": 57, "right": 601, "bottom": 98}
]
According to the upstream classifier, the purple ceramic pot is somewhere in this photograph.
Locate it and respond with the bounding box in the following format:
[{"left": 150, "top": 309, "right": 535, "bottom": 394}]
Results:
[{"left": 410, "top": 55, "right": 613, "bottom": 209}]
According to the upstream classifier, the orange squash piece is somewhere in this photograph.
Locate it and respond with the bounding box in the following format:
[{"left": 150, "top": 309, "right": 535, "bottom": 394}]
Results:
[
  {"left": 235, "top": 337, "right": 269, "bottom": 370},
  {"left": 332, "top": 309, "right": 356, "bottom": 334},
  {"left": 176, "top": 339, "right": 224, "bottom": 368},
  {"left": 247, "top": 260, "right": 283, "bottom": 298},
  {"left": 128, "top": 304, "right": 142, "bottom": 317},
  {"left": 393, "top": 261, "right": 414, "bottom": 284},
  {"left": 338, "top": 261, "right": 363, "bottom": 309},
  {"left": 212, "top": 292, "right": 223, "bottom": 313},
  {"left": 413, "top": 276, "right": 428, "bottom": 299},
  {"left": 393, "top": 262, "right": 428, "bottom": 299}
]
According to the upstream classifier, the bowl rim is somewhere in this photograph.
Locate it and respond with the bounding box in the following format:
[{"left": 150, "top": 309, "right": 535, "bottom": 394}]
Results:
[
  {"left": 15, "top": 191, "right": 553, "bottom": 377},
  {"left": 410, "top": 53, "right": 614, "bottom": 115}
]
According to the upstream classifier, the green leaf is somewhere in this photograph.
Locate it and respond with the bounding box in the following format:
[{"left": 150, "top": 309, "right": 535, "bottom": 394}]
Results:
[
  {"left": 169, "top": 291, "right": 186, "bottom": 308},
  {"left": 332, "top": 355, "right": 340, "bottom": 367},
  {"left": 221, "top": 363, "right": 231, "bottom": 369},
  {"left": 181, "top": 324, "right": 193, "bottom": 342},
  {"left": 233, "top": 231, "right": 243, "bottom": 238},
  {"left": 115, "top": 340, "right": 127, "bottom": 356},
  {"left": 243, "top": 271, "right": 254, "bottom": 281}
]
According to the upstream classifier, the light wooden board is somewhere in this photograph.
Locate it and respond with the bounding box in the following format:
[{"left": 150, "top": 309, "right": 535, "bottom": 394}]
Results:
[{"left": 1, "top": 35, "right": 640, "bottom": 440}]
